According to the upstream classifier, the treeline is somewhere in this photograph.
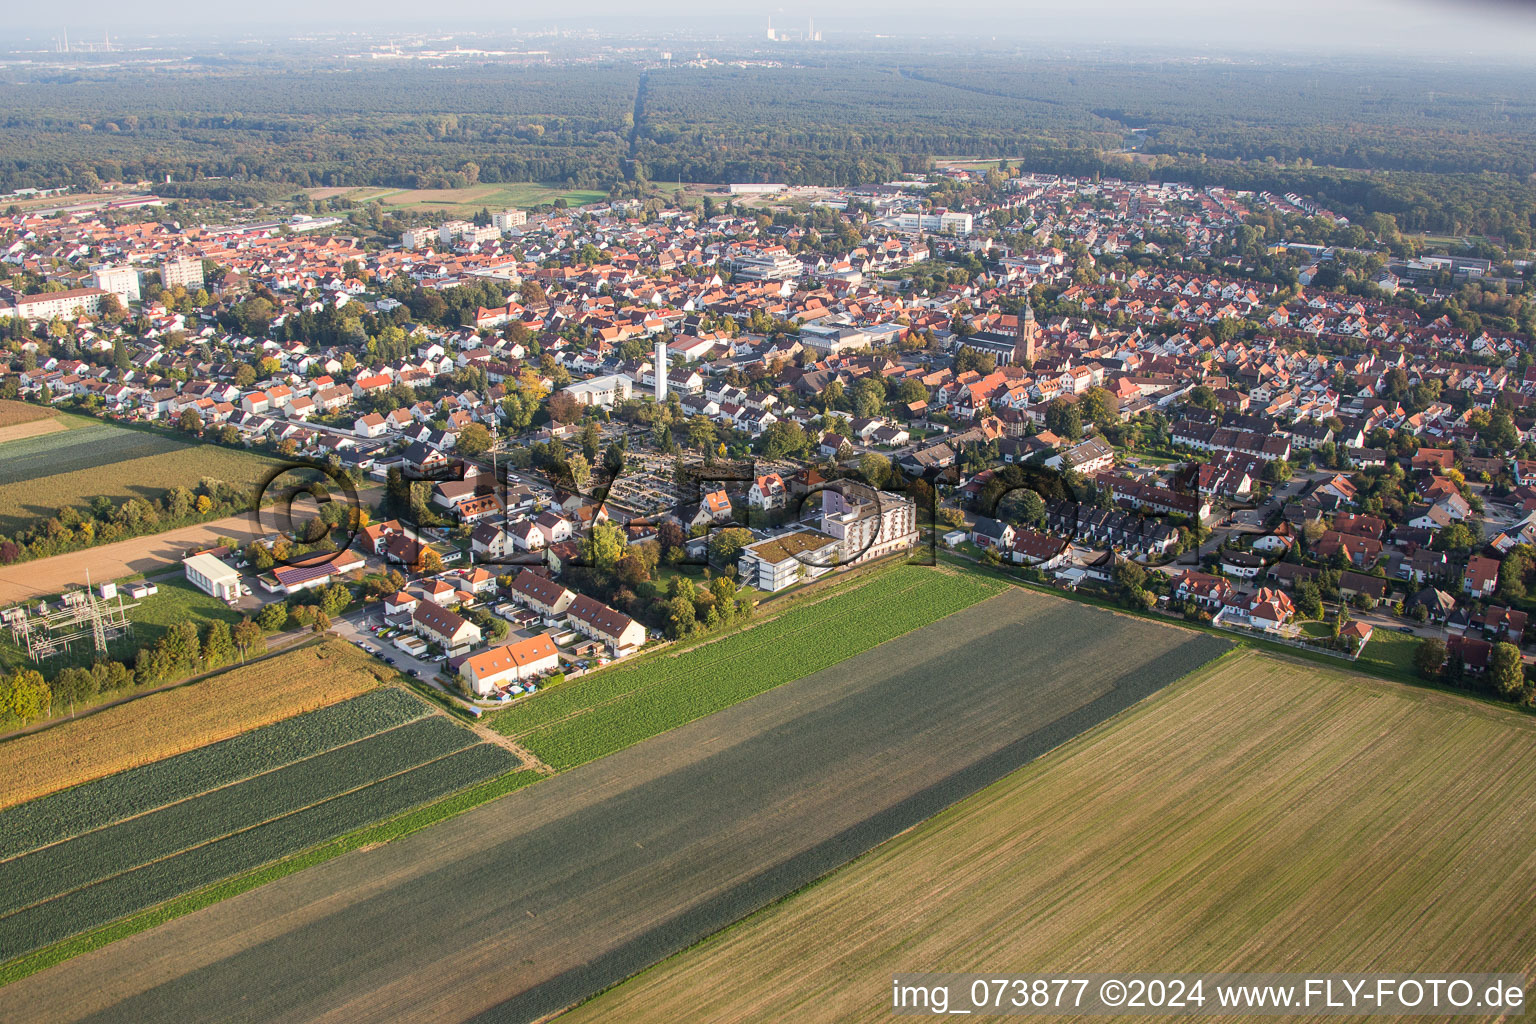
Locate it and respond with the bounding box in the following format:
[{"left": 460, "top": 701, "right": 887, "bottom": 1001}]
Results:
[
  {"left": 0, "top": 477, "right": 252, "bottom": 568},
  {"left": 3, "top": 57, "right": 1534, "bottom": 239},
  {"left": 0, "top": 63, "right": 639, "bottom": 193}
]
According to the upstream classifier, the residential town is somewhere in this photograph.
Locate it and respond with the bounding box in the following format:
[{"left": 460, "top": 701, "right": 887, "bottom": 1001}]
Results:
[
  {"left": 4, "top": 165, "right": 1536, "bottom": 704},
  {"left": 6, "top": 16, "right": 1536, "bottom": 1019}
]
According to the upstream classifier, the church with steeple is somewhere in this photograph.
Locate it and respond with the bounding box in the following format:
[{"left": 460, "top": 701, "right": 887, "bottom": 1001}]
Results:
[
  {"left": 1013, "top": 301, "right": 1040, "bottom": 367},
  {"left": 952, "top": 301, "right": 1043, "bottom": 369}
]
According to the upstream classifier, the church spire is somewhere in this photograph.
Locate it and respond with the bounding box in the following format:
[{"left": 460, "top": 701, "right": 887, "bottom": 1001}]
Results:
[{"left": 1014, "top": 300, "right": 1039, "bottom": 367}]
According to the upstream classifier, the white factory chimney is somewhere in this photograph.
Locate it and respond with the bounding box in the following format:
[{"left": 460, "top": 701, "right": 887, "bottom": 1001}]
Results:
[{"left": 654, "top": 339, "right": 668, "bottom": 402}]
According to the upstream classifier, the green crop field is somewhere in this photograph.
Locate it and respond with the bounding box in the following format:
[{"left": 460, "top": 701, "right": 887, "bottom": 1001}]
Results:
[
  {"left": 0, "top": 690, "right": 519, "bottom": 962},
  {"left": 315, "top": 182, "right": 609, "bottom": 214},
  {"left": 567, "top": 650, "right": 1536, "bottom": 1024},
  {"left": 0, "top": 688, "right": 429, "bottom": 860},
  {"left": 0, "top": 426, "right": 279, "bottom": 533},
  {"left": 0, "top": 421, "right": 187, "bottom": 486},
  {"left": 493, "top": 565, "right": 1005, "bottom": 770}
]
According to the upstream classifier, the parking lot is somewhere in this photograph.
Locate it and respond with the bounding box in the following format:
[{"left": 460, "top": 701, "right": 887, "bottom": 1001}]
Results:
[{"left": 330, "top": 612, "right": 444, "bottom": 684}]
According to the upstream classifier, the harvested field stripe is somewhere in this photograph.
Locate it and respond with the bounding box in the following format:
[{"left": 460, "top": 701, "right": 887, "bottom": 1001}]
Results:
[
  {"left": 557, "top": 650, "right": 1536, "bottom": 1024},
  {"left": 0, "top": 687, "right": 430, "bottom": 860},
  {"left": 0, "top": 717, "right": 477, "bottom": 917}
]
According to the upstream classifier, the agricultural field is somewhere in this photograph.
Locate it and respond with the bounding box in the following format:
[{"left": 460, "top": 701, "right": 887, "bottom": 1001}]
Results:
[
  {"left": 565, "top": 650, "right": 1536, "bottom": 1024},
  {"left": 0, "top": 688, "right": 428, "bottom": 860},
  {"left": 0, "top": 688, "right": 518, "bottom": 963},
  {"left": 0, "top": 640, "right": 393, "bottom": 808},
  {"left": 0, "top": 401, "right": 66, "bottom": 444},
  {"left": 0, "top": 426, "right": 279, "bottom": 534},
  {"left": 311, "top": 182, "right": 609, "bottom": 214},
  {"left": 493, "top": 565, "right": 1006, "bottom": 770},
  {"left": 0, "top": 582, "right": 1229, "bottom": 1022}
]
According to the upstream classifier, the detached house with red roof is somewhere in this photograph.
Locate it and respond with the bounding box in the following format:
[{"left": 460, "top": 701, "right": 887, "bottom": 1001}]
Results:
[
  {"left": 1465, "top": 554, "right": 1501, "bottom": 599},
  {"left": 354, "top": 412, "right": 387, "bottom": 437},
  {"left": 747, "top": 473, "right": 787, "bottom": 510},
  {"left": 1217, "top": 587, "right": 1297, "bottom": 634},
  {"left": 691, "top": 488, "right": 735, "bottom": 528},
  {"left": 1173, "top": 570, "right": 1236, "bottom": 609}
]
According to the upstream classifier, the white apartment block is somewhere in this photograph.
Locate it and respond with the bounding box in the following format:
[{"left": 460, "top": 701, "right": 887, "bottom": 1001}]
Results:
[
  {"left": 819, "top": 483, "right": 919, "bottom": 567},
  {"left": 438, "top": 220, "right": 475, "bottom": 246},
  {"left": 493, "top": 209, "right": 527, "bottom": 230},
  {"left": 160, "top": 257, "right": 205, "bottom": 290},
  {"left": 738, "top": 531, "right": 840, "bottom": 592},
  {"left": 893, "top": 211, "right": 973, "bottom": 235},
  {"left": 11, "top": 287, "right": 108, "bottom": 322},
  {"left": 91, "top": 265, "right": 141, "bottom": 303}
]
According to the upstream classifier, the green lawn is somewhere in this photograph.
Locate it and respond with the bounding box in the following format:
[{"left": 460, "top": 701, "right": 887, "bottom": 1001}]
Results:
[
  {"left": 492, "top": 564, "right": 1004, "bottom": 770},
  {"left": 1302, "top": 618, "right": 1417, "bottom": 677},
  {"left": 1358, "top": 627, "right": 1419, "bottom": 676},
  {"left": 127, "top": 578, "right": 247, "bottom": 649}
]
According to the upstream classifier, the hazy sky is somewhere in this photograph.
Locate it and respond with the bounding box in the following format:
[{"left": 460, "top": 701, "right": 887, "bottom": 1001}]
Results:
[{"left": 3, "top": 0, "right": 1536, "bottom": 61}]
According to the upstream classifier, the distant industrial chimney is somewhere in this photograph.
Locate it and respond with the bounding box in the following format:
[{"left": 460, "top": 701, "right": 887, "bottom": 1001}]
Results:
[{"left": 654, "top": 339, "right": 668, "bottom": 402}]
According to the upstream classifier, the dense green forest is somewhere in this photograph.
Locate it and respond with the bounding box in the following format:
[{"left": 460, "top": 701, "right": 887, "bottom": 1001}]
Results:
[{"left": 2, "top": 54, "right": 1534, "bottom": 236}]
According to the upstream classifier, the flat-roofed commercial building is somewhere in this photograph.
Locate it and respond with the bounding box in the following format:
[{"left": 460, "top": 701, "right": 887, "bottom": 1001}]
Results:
[{"left": 184, "top": 552, "right": 241, "bottom": 600}]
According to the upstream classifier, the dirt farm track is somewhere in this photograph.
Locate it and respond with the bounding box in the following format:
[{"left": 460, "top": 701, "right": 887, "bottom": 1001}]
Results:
[
  {"left": 0, "top": 588, "right": 1227, "bottom": 1024},
  {"left": 0, "top": 510, "right": 270, "bottom": 605}
]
